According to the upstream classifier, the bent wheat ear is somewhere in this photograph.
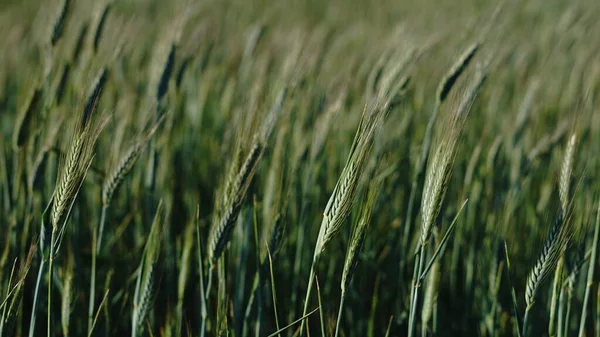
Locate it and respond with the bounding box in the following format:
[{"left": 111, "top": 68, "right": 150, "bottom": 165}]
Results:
[{"left": 102, "top": 115, "right": 165, "bottom": 206}]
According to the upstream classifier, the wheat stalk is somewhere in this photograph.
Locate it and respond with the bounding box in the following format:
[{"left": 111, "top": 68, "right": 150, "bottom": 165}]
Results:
[{"left": 408, "top": 65, "right": 486, "bottom": 337}]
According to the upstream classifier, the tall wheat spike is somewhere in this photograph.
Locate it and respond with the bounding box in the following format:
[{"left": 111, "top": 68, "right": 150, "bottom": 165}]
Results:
[
  {"left": 301, "top": 99, "right": 389, "bottom": 336},
  {"left": 408, "top": 66, "right": 487, "bottom": 337}
]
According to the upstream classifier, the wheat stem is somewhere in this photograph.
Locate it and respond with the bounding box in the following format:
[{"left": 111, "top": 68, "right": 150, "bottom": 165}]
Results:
[{"left": 578, "top": 200, "right": 600, "bottom": 337}]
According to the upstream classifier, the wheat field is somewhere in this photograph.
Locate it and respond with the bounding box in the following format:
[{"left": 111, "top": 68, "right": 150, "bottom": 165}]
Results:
[{"left": 0, "top": 0, "right": 599, "bottom": 336}]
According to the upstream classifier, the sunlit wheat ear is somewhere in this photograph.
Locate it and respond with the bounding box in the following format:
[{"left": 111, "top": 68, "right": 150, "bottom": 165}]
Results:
[
  {"left": 314, "top": 106, "right": 384, "bottom": 261},
  {"left": 132, "top": 201, "right": 164, "bottom": 337},
  {"left": 525, "top": 215, "right": 572, "bottom": 307},
  {"left": 420, "top": 67, "right": 486, "bottom": 244},
  {"left": 559, "top": 132, "right": 576, "bottom": 216},
  {"left": 52, "top": 68, "right": 108, "bottom": 228},
  {"left": 208, "top": 89, "right": 287, "bottom": 265},
  {"left": 102, "top": 115, "right": 165, "bottom": 206},
  {"left": 51, "top": 113, "right": 107, "bottom": 232}
]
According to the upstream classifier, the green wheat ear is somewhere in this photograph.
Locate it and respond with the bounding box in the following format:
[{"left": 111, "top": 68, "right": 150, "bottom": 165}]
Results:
[{"left": 132, "top": 201, "right": 165, "bottom": 337}]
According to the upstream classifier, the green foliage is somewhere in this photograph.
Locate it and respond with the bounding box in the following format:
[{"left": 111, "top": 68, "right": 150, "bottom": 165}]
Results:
[{"left": 0, "top": 0, "right": 599, "bottom": 336}]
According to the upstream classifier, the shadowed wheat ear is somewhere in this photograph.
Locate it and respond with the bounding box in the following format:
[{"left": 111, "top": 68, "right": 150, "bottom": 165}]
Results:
[
  {"left": 101, "top": 114, "right": 166, "bottom": 207},
  {"left": 436, "top": 42, "right": 479, "bottom": 104},
  {"left": 50, "top": 0, "right": 70, "bottom": 47},
  {"left": 523, "top": 213, "right": 573, "bottom": 336},
  {"left": 92, "top": 1, "right": 112, "bottom": 52},
  {"left": 132, "top": 201, "right": 165, "bottom": 337},
  {"left": 88, "top": 114, "right": 165, "bottom": 334},
  {"left": 207, "top": 88, "right": 287, "bottom": 266},
  {"left": 525, "top": 214, "right": 573, "bottom": 305}
]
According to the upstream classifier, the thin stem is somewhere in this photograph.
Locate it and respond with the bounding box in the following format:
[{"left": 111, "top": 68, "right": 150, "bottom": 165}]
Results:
[
  {"left": 595, "top": 287, "right": 599, "bottom": 337},
  {"left": 299, "top": 264, "right": 316, "bottom": 337},
  {"left": 549, "top": 258, "right": 564, "bottom": 337},
  {"left": 205, "top": 267, "right": 213, "bottom": 301},
  {"left": 564, "top": 288, "right": 572, "bottom": 337},
  {"left": 267, "top": 248, "right": 281, "bottom": 337},
  {"left": 408, "top": 244, "right": 426, "bottom": 337},
  {"left": 96, "top": 206, "right": 108, "bottom": 253},
  {"left": 334, "top": 295, "right": 345, "bottom": 337},
  {"left": 28, "top": 260, "right": 46, "bottom": 337},
  {"left": 578, "top": 201, "right": 600, "bottom": 337},
  {"left": 242, "top": 273, "right": 259, "bottom": 337},
  {"left": 196, "top": 226, "right": 207, "bottom": 337},
  {"left": 88, "top": 206, "right": 106, "bottom": 334},
  {"left": 316, "top": 277, "right": 325, "bottom": 337},
  {"left": 47, "top": 229, "right": 57, "bottom": 337},
  {"left": 523, "top": 306, "right": 531, "bottom": 337},
  {"left": 557, "top": 287, "right": 566, "bottom": 337}
]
